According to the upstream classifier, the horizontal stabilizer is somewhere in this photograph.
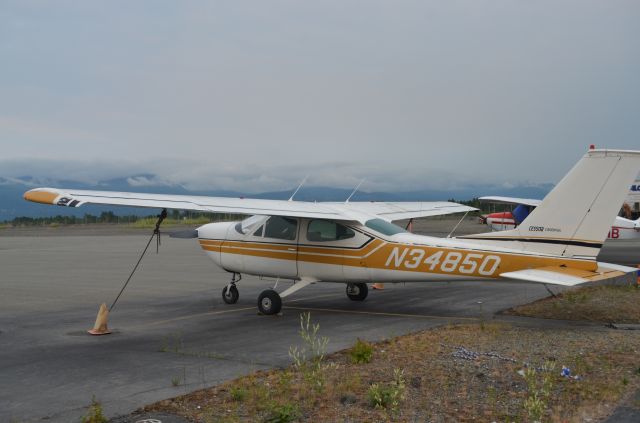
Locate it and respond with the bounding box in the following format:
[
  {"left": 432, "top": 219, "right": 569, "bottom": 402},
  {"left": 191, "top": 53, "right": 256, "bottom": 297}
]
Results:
[{"left": 500, "top": 262, "right": 636, "bottom": 286}]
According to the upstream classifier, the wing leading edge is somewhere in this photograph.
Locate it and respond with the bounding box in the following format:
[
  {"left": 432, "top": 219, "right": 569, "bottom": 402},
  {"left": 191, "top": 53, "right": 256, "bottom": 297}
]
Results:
[
  {"left": 478, "top": 196, "right": 542, "bottom": 207},
  {"left": 24, "top": 187, "right": 476, "bottom": 223}
]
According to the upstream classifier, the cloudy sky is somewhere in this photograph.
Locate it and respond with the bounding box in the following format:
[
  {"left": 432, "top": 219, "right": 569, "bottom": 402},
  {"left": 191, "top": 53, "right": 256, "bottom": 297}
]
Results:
[{"left": 1, "top": 1, "right": 639, "bottom": 192}]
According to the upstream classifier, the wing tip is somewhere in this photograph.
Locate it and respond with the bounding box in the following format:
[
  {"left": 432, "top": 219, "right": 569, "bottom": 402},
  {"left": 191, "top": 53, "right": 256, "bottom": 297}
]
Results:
[{"left": 23, "top": 189, "right": 59, "bottom": 205}]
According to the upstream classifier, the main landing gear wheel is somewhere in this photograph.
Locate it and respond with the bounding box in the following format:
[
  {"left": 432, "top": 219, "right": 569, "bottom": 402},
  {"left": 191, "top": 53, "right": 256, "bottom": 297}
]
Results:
[
  {"left": 346, "top": 283, "right": 368, "bottom": 301},
  {"left": 258, "top": 289, "right": 282, "bottom": 315},
  {"left": 222, "top": 285, "right": 239, "bottom": 304}
]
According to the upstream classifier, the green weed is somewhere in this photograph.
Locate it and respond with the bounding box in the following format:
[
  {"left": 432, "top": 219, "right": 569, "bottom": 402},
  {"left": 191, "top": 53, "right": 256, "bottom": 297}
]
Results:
[
  {"left": 81, "top": 396, "right": 107, "bottom": 423},
  {"left": 350, "top": 338, "right": 373, "bottom": 364},
  {"left": 368, "top": 368, "right": 405, "bottom": 412},
  {"left": 522, "top": 361, "right": 555, "bottom": 422},
  {"left": 264, "top": 402, "right": 299, "bottom": 423},
  {"left": 288, "top": 312, "right": 329, "bottom": 392},
  {"left": 230, "top": 386, "right": 247, "bottom": 401}
]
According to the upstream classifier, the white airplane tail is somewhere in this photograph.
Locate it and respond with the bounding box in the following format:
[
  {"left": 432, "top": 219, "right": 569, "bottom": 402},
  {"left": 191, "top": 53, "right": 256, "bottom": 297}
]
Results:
[{"left": 463, "top": 149, "right": 640, "bottom": 258}]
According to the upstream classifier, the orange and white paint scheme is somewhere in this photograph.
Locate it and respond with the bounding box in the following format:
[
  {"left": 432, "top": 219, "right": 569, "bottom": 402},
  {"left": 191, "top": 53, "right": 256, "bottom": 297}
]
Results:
[{"left": 24, "top": 149, "right": 640, "bottom": 315}]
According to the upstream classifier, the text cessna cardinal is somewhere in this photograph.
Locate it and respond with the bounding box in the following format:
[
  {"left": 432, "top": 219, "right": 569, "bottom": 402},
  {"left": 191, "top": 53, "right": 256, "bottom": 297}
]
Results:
[{"left": 24, "top": 149, "right": 640, "bottom": 316}]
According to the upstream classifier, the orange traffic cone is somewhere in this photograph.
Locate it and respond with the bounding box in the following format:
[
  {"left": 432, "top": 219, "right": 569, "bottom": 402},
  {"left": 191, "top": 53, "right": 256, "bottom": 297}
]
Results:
[
  {"left": 372, "top": 283, "right": 385, "bottom": 290},
  {"left": 88, "top": 303, "right": 111, "bottom": 335}
]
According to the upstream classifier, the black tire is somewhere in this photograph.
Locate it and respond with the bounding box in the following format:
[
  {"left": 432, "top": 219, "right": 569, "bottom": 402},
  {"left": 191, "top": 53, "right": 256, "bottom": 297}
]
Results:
[
  {"left": 346, "top": 283, "right": 368, "bottom": 301},
  {"left": 257, "top": 289, "right": 282, "bottom": 315},
  {"left": 222, "top": 285, "right": 239, "bottom": 304}
]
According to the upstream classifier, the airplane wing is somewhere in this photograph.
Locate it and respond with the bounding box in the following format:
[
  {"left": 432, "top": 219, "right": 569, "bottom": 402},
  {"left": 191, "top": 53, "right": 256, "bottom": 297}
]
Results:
[
  {"left": 23, "top": 188, "right": 476, "bottom": 224},
  {"left": 327, "top": 201, "right": 477, "bottom": 222},
  {"left": 500, "top": 262, "right": 636, "bottom": 286},
  {"left": 478, "top": 196, "right": 542, "bottom": 207}
]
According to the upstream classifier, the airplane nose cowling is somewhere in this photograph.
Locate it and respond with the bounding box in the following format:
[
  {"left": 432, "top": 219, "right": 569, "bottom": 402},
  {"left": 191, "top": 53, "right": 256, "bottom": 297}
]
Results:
[
  {"left": 198, "top": 221, "right": 235, "bottom": 240},
  {"left": 197, "top": 221, "right": 237, "bottom": 267}
]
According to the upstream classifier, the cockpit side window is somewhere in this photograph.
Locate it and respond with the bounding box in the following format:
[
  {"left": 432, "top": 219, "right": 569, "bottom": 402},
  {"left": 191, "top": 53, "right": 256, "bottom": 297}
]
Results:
[
  {"left": 307, "top": 220, "right": 355, "bottom": 242},
  {"left": 264, "top": 216, "right": 298, "bottom": 240}
]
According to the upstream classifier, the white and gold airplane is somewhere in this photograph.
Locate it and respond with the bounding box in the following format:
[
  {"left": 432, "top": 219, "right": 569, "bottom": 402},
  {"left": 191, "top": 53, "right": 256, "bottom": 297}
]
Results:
[{"left": 24, "top": 149, "right": 640, "bottom": 315}]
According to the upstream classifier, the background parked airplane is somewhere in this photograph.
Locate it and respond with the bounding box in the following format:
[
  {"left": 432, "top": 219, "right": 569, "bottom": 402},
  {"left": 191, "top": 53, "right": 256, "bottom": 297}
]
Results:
[{"left": 479, "top": 196, "right": 640, "bottom": 240}]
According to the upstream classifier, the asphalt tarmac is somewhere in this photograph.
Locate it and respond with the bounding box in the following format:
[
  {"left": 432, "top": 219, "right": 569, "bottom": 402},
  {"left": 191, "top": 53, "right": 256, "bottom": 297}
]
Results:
[{"left": 1, "top": 221, "right": 638, "bottom": 422}]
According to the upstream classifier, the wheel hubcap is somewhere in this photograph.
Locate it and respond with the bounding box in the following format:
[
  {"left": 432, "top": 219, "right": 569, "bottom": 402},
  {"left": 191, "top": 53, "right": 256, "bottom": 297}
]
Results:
[{"left": 261, "top": 297, "right": 272, "bottom": 311}]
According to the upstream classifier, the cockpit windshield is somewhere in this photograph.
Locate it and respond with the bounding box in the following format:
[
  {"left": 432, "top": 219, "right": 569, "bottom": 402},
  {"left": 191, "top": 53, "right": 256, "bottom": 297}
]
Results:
[{"left": 235, "top": 215, "right": 269, "bottom": 235}]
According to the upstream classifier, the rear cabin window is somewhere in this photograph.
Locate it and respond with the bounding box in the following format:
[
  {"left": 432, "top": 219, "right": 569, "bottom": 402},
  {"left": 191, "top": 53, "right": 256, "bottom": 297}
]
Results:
[
  {"left": 364, "top": 218, "right": 407, "bottom": 236},
  {"left": 306, "top": 220, "right": 355, "bottom": 242},
  {"left": 264, "top": 216, "right": 298, "bottom": 240}
]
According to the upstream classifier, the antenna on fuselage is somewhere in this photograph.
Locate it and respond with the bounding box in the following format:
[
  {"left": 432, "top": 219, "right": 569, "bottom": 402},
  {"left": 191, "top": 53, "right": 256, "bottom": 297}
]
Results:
[
  {"left": 345, "top": 179, "right": 366, "bottom": 203},
  {"left": 288, "top": 175, "right": 309, "bottom": 201}
]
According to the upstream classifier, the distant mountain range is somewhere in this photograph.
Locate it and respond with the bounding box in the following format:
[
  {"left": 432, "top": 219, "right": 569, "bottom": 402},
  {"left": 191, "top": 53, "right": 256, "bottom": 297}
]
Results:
[{"left": 0, "top": 175, "right": 555, "bottom": 221}]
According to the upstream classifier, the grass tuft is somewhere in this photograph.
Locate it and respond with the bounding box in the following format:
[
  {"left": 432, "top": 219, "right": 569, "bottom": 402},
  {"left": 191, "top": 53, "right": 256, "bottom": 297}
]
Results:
[
  {"left": 288, "top": 312, "right": 329, "bottom": 392},
  {"left": 81, "top": 396, "right": 107, "bottom": 423},
  {"left": 263, "top": 402, "right": 300, "bottom": 423},
  {"left": 367, "top": 368, "right": 405, "bottom": 412},
  {"left": 230, "top": 386, "right": 247, "bottom": 402},
  {"left": 349, "top": 338, "right": 374, "bottom": 364}
]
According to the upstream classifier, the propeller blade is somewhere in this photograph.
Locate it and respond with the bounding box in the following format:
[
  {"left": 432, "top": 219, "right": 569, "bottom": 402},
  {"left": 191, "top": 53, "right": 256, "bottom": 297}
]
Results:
[{"left": 168, "top": 229, "right": 199, "bottom": 239}]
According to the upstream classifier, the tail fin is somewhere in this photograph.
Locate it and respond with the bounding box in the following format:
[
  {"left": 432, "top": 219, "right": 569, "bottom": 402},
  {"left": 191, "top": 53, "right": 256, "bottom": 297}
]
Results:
[{"left": 463, "top": 149, "right": 640, "bottom": 258}]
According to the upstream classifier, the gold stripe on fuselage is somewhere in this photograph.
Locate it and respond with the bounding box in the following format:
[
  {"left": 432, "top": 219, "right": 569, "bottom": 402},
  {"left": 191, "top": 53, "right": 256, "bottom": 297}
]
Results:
[{"left": 198, "top": 237, "right": 597, "bottom": 279}]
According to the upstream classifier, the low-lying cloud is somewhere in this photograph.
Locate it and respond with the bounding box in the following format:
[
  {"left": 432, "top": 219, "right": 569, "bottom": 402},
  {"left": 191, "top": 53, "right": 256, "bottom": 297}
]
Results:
[{"left": 0, "top": 157, "right": 550, "bottom": 194}]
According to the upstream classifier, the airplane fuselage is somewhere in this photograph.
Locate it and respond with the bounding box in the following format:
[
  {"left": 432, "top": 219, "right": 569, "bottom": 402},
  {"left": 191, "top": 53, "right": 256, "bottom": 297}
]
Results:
[{"left": 197, "top": 218, "right": 597, "bottom": 284}]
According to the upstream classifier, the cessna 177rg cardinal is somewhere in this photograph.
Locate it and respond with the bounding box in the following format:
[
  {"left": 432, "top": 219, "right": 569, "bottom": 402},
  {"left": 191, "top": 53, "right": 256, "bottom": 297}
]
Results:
[{"left": 24, "top": 149, "right": 640, "bottom": 316}]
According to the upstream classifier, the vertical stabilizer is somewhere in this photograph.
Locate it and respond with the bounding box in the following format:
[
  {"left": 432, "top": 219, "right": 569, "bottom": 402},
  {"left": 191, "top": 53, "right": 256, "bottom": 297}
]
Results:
[{"left": 463, "top": 149, "right": 640, "bottom": 258}]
